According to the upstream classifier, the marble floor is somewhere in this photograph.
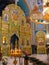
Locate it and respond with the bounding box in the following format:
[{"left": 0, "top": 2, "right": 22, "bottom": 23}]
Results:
[
  {"left": 29, "top": 54, "right": 49, "bottom": 63},
  {"left": 0, "top": 54, "right": 49, "bottom": 65},
  {"left": 0, "top": 57, "right": 25, "bottom": 65}
]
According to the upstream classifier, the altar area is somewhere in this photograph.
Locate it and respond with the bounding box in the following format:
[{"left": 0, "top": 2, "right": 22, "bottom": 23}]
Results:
[{"left": 0, "top": 0, "right": 49, "bottom": 65}]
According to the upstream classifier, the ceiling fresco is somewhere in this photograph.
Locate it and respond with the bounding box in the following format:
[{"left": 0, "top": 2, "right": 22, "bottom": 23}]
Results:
[{"left": 0, "top": 0, "right": 49, "bottom": 17}]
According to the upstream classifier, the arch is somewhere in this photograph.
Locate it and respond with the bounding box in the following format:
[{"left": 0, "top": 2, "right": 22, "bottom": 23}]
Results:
[
  {"left": 17, "top": 0, "right": 29, "bottom": 16},
  {"left": 1, "top": 4, "right": 32, "bottom": 55},
  {"left": 2, "top": 4, "right": 26, "bottom": 47},
  {"left": 10, "top": 33, "right": 19, "bottom": 49},
  {"left": 36, "top": 31, "right": 45, "bottom": 38},
  {"left": 36, "top": 31, "right": 46, "bottom": 53},
  {"left": 36, "top": 31, "right": 45, "bottom": 44}
]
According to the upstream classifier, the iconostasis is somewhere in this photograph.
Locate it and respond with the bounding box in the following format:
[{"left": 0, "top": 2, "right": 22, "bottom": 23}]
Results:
[
  {"left": 25, "top": 0, "right": 47, "bottom": 53},
  {"left": 35, "top": 24, "right": 46, "bottom": 54},
  {"left": 0, "top": 4, "right": 32, "bottom": 56}
]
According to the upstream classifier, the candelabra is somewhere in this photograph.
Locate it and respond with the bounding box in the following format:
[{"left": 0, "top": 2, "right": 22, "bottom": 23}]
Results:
[{"left": 10, "top": 48, "right": 22, "bottom": 65}]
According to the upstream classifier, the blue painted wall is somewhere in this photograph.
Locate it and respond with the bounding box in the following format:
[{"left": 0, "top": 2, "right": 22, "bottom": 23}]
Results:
[{"left": 17, "top": 0, "right": 29, "bottom": 16}]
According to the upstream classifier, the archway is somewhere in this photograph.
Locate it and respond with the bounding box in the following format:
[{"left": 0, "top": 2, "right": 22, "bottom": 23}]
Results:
[
  {"left": 10, "top": 33, "right": 19, "bottom": 49},
  {"left": 36, "top": 31, "right": 46, "bottom": 53}
]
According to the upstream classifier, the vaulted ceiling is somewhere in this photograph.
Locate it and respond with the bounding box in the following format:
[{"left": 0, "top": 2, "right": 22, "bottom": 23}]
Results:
[{"left": 0, "top": 0, "right": 48, "bottom": 16}]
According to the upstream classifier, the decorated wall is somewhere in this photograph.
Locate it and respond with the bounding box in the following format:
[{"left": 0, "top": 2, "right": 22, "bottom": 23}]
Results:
[{"left": 0, "top": 4, "right": 32, "bottom": 56}]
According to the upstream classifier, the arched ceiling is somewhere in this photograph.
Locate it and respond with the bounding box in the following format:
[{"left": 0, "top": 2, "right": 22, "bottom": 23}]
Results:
[
  {"left": 0, "top": 0, "right": 29, "bottom": 16},
  {"left": 17, "top": 0, "right": 29, "bottom": 16},
  {"left": 24, "top": 0, "right": 49, "bottom": 14},
  {"left": 0, "top": 0, "right": 49, "bottom": 17},
  {"left": 24, "top": 0, "right": 43, "bottom": 13},
  {"left": 17, "top": 0, "right": 39, "bottom": 15}
]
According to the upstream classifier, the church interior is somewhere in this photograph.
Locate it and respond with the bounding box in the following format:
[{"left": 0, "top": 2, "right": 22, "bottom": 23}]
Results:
[{"left": 0, "top": 0, "right": 49, "bottom": 65}]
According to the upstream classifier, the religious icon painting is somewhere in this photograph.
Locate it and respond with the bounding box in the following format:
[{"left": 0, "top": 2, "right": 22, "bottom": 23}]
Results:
[
  {"left": 37, "top": 0, "right": 43, "bottom": 12},
  {"left": 11, "top": 10, "right": 18, "bottom": 21},
  {"left": 5, "top": 6, "right": 9, "bottom": 12},
  {"left": 3, "top": 14, "right": 9, "bottom": 22},
  {"left": 12, "top": 9, "right": 18, "bottom": 15},
  {"left": 37, "top": 0, "right": 43, "bottom": 6}
]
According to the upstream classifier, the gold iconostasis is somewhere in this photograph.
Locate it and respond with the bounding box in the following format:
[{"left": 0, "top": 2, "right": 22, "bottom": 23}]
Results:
[
  {"left": 0, "top": 4, "right": 32, "bottom": 56},
  {"left": 0, "top": 4, "right": 47, "bottom": 55}
]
